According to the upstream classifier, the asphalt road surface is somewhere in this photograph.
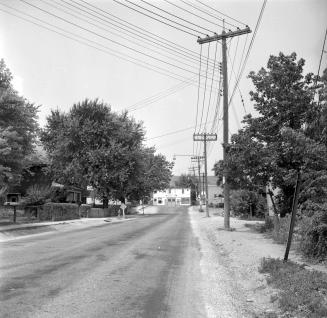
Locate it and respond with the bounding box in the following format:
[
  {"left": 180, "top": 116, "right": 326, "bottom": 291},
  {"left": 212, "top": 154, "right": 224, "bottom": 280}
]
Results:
[{"left": 0, "top": 206, "right": 207, "bottom": 318}]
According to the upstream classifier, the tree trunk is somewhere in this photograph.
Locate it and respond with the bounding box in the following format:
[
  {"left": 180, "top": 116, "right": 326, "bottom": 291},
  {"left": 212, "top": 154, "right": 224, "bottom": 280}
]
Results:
[
  {"left": 103, "top": 197, "right": 108, "bottom": 209},
  {"left": 268, "top": 190, "right": 280, "bottom": 231}
]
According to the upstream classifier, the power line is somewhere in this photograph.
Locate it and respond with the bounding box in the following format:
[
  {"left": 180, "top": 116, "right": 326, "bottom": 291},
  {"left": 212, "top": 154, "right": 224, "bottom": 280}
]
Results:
[
  {"left": 179, "top": 0, "right": 235, "bottom": 30},
  {"left": 19, "top": 0, "right": 208, "bottom": 78},
  {"left": 139, "top": 0, "right": 215, "bottom": 34},
  {"left": 57, "top": 0, "right": 217, "bottom": 72},
  {"left": 199, "top": 42, "right": 211, "bottom": 132},
  {"left": 39, "top": 0, "right": 200, "bottom": 73},
  {"left": 74, "top": 0, "right": 212, "bottom": 64},
  {"left": 0, "top": 4, "right": 197, "bottom": 83},
  {"left": 228, "top": 0, "right": 267, "bottom": 107},
  {"left": 316, "top": 27, "right": 327, "bottom": 82},
  {"left": 194, "top": 45, "right": 203, "bottom": 136},
  {"left": 163, "top": 0, "right": 224, "bottom": 30},
  {"left": 113, "top": 0, "right": 199, "bottom": 37},
  {"left": 194, "top": 0, "right": 247, "bottom": 27},
  {"left": 205, "top": 40, "right": 220, "bottom": 129}
]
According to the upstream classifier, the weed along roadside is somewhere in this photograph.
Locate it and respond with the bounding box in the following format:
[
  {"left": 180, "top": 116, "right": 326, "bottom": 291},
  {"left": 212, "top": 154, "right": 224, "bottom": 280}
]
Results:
[{"left": 259, "top": 258, "right": 327, "bottom": 318}]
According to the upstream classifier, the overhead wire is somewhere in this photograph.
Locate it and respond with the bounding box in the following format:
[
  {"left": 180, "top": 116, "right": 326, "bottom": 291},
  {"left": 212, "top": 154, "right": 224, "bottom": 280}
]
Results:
[
  {"left": 58, "top": 0, "right": 218, "bottom": 71},
  {"left": 113, "top": 0, "right": 200, "bottom": 37},
  {"left": 39, "top": 0, "right": 200, "bottom": 73},
  {"left": 204, "top": 40, "right": 219, "bottom": 130},
  {"left": 199, "top": 42, "right": 211, "bottom": 133},
  {"left": 0, "top": 4, "right": 199, "bottom": 83},
  {"left": 194, "top": 45, "right": 203, "bottom": 155},
  {"left": 74, "top": 0, "right": 214, "bottom": 64},
  {"left": 139, "top": 0, "right": 215, "bottom": 34},
  {"left": 194, "top": 0, "right": 247, "bottom": 27},
  {"left": 228, "top": 0, "right": 267, "bottom": 106},
  {"left": 19, "top": 0, "right": 214, "bottom": 80},
  {"left": 179, "top": 0, "right": 235, "bottom": 30},
  {"left": 163, "top": 0, "right": 224, "bottom": 30}
]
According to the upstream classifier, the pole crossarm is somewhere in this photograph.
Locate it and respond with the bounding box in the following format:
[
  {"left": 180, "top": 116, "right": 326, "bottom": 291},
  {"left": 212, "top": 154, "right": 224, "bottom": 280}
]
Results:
[
  {"left": 197, "top": 27, "right": 251, "bottom": 44},
  {"left": 193, "top": 133, "right": 217, "bottom": 142}
]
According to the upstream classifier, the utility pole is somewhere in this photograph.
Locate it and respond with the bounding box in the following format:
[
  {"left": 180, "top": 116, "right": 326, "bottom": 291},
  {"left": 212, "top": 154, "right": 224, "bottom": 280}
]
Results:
[
  {"left": 197, "top": 26, "right": 251, "bottom": 229},
  {"left": 191, "top": 155, "right": 204, "bottom": 212},
  {"left": 193, "top": 133, "right": 217, "bottom": 217}
]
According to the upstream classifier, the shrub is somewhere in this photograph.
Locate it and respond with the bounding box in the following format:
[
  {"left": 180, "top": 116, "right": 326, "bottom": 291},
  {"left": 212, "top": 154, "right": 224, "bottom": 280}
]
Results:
[
  {"left": 230, "top": 189, "right": 267, "bottom": 218},
  {"left": 259, "top": 257, "right": 327, "bottom": 317},
  {"left": 21, "top": 184, "right": 52, "bottom": 206},
  {"left": 298, "top": 201, "right": 327, "bottom": 260}
]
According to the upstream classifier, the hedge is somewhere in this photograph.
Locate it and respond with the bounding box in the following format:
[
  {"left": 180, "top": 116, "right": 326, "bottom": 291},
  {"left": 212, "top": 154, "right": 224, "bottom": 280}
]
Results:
[{"left": 40, "top": 203, "right": 80, "bottom": 221}]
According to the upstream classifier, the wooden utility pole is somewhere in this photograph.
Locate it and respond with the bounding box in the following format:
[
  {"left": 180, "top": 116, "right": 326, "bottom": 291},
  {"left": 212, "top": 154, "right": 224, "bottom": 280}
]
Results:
[
  {"left": 193, "top": 133, "right": 217, "bottom": 217},
  {"left": 197, "top": 26, "right": 251, "bottom": 229},
  {"left": 284, "top": 171, "right": 301, "bottom": 262},
  {"left": 191, "top": 155, "right": 204, "bottom": 211}
]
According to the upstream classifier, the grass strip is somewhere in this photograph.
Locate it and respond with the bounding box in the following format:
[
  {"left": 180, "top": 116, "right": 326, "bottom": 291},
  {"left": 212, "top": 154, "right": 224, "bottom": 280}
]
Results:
[{"left": 259, "top": 257, "right": 327, "bottom": 317}]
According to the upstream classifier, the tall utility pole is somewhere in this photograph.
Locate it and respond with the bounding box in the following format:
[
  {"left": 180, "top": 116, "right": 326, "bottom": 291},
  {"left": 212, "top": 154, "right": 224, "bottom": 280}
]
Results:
[
  {"left": 191, "top": 155, "right": 204, "bottom": 211},
  {"left": 197, "top": 26, "right": 251, "bottom": 228},
  {"left": 193, "top": 133, "right": 217, "bottom": 217}
]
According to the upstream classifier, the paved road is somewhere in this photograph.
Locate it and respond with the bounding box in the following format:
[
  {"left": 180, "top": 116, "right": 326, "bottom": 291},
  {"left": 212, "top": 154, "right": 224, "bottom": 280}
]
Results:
[{"left": 0, "top": 206, "right": 207, "bottom": 318}]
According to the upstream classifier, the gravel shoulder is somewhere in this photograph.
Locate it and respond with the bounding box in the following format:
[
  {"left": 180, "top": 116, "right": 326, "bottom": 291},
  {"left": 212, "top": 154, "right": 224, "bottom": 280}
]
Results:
[{"left": 189, "top": 206, "right": 287, "bottom": 318}]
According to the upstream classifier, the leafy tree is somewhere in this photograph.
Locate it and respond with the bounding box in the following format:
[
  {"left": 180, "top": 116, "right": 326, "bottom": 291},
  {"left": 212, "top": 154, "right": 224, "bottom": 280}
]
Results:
[
  {"left": 214, "top": 53, "right": 327, "bottom": 218},
  {"left": 0, "top": 59, "right": 39, "bottom": 192},
  {"left": 41, "top": 99, "right": 173, "bottom": 203}
]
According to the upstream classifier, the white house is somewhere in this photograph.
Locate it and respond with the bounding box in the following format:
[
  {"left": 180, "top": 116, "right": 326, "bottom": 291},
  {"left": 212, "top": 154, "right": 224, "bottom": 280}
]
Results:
[{"left": 152, "top": 187, "right": 191, "bottom": 206}]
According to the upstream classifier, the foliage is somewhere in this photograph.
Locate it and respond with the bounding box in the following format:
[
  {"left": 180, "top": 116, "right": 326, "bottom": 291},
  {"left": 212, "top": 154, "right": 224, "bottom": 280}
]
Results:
[
  {"left": 40, "top": 99, "right": 173, "bottom": 201},
  {"left": 41, "top": 202, "right": 79, "bottom": 221},
  {"left": 174, "top": 174, "right": 196, "bottom": 188},
  {"left": 230, "top": 189, "right": 266, "bottom": 218},
  {"left": 298, "top": 201, "right": 327, "bottom": 260},
  {"left": 20, "top": 184, "right": 52, "bottom": 206},
  {"left": 259, "top": 257, "right": 327, "bottom": 317},
  {"left": 0, "top": 59, "right": 39, "bottom": 189},
  {"left": 213, "top": 53, "right": 327, "bottom": 218}
]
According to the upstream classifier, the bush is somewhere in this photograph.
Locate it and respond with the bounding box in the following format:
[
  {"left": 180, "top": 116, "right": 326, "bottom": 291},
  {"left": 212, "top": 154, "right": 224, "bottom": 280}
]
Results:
[
  {"left": 298, "top": 201, "right": 327, "bottom": 260},
  {"left": 259, "top": 257, "right": 327, "bottom": 317},
  {"left": 21, "top": 184, "right": 52, "bottom": 206},
  {"left": 230, "top": 189, "right": 267, "bottom": 218}
]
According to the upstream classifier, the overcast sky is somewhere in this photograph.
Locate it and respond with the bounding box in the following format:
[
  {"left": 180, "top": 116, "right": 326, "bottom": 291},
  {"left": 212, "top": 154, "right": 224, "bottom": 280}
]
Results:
[{"left": 1, "top": 0, "right": 326, "bottom": 176}]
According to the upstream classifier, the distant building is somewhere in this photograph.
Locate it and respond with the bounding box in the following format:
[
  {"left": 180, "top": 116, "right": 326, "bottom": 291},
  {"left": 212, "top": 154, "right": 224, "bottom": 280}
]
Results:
[
  {"left": 152, "top": 187, "right": 191, "bottom": 206},
  {"left": 152, "top": 176, "right": 191, "bottom": 206}
]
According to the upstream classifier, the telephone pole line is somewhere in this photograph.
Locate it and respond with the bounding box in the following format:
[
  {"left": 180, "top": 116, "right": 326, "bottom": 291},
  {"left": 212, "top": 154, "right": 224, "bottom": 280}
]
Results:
[
  {"left": 197, "top": 26, "right": 251, "bottom": 228},
  {"left": 193, "top": 133, "right": 217, "bottom": 217}
]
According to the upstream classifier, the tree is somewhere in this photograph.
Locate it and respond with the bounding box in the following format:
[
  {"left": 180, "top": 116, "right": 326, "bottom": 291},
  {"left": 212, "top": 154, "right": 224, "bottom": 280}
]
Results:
[
  {"left": 41, "top": 99, "right": 173, "bottom": 203},
  {"left": 214, "top": 53, "right": 327, "bottom": 217},
  {"left": 0, "top": 59, "right": 39, "bottom": 193}
]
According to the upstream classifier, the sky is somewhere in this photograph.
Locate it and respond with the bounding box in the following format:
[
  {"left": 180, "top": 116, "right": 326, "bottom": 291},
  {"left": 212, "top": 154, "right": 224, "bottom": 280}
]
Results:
[{"left": 0, "top": 0, "right": 326, "bottom": 176}]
